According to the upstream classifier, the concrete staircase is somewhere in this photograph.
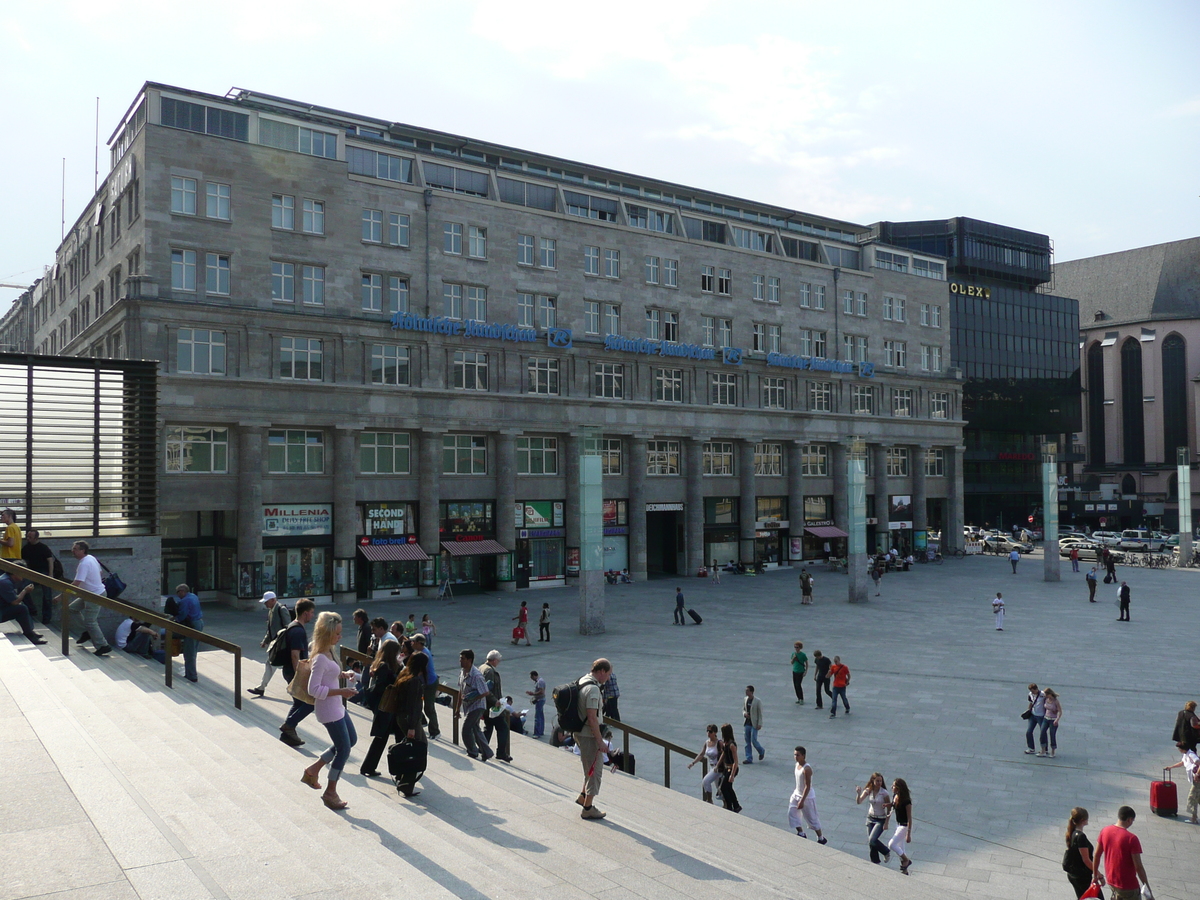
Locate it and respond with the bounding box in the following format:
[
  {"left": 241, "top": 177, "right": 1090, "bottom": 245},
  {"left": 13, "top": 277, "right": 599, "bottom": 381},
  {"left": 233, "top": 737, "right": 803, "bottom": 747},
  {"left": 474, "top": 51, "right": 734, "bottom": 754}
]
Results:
[{"left": 1, "top": 632, "right": 968, "bottom": 900}]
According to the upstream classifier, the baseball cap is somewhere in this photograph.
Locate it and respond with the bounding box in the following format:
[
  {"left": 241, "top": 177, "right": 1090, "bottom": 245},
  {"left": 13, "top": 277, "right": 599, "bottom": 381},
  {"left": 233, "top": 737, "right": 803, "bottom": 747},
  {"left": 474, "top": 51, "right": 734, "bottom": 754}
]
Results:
[
  {"left": 259, "top": 591, "right": 277, "bottom": 603},
  {"left": 410, "top": 633, "right": 426, "bottom": 644}
]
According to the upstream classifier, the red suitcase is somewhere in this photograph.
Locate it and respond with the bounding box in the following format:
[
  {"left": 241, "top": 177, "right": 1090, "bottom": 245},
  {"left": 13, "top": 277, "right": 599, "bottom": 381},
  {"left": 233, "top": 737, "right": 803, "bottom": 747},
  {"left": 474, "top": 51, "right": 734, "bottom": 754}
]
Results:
[{"left": 1151, "top": 767, "right": 1177, "bottom": 817}]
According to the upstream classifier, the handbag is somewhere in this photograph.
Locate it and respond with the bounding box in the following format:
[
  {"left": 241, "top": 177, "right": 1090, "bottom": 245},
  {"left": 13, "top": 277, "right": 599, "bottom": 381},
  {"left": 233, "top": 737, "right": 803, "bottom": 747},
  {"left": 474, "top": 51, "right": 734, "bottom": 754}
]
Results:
[
  {"left": 378, "top": 682, "right": 400, "bottom": 714},
  {"left": 1021, "top": 710, "right": 1033, "bottom": 720},
  {"left": 288, "top": 657, "right": 316, "bottom": 704},
  {"left": 99, "top": 561, "right": 127, "bottom": 599},
  {"left": 1079, "top": 882, "right": 1103, "bottom": 899}
]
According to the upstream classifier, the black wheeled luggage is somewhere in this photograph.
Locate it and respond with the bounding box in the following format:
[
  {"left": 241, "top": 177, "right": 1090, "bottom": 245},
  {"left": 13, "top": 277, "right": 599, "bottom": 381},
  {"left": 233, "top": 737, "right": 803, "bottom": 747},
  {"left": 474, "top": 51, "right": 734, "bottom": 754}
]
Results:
[{"left": 688, "top": 608, "right": 703, "bottom": 624}]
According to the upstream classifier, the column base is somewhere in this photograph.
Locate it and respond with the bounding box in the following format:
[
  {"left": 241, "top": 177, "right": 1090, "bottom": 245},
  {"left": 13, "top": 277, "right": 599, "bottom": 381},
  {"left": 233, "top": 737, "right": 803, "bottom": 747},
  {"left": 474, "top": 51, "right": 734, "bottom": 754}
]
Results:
[
  {"left": 848, "top": 554, "right": 871, "bottom": 603},
  {"left": 578, "top": 569, "right": 606, "bottom": 635},
  {"left": 498, "top": 581, "right": 517, "bottom": 593}
]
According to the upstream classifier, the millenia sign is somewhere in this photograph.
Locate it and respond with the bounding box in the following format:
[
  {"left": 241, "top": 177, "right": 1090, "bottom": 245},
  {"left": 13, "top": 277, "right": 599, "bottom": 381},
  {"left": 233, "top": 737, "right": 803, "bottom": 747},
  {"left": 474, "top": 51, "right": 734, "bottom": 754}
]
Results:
[{"left": 390, "top": 312, "right": 538, "bottom": 343}]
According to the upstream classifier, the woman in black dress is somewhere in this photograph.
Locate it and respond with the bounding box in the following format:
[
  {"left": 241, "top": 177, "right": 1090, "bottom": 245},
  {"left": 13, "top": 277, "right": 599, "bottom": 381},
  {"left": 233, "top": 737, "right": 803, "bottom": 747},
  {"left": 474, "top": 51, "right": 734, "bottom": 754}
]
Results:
[
  {"left": 392, "top": 651, "right": 429, "bottom": 797},
  {"left": 1063, "top": 807, "right": 1098, "bottom": 898},
  {"left": 358, "top": 641, "right": 403, "bottom": 777},
  {"left": 716, "top": 723, "right": 742, "bottom": 813}
]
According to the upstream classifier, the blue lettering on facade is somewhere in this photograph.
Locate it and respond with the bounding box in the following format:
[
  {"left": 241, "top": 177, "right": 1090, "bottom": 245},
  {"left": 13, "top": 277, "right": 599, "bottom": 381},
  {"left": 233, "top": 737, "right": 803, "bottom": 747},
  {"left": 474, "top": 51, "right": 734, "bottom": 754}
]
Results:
[
  {"left": 603, "top": 333, "right": 718, "bottom": 361},
  {"left": 390, "top": 312, "right": 537, "bottom": 343},
  {"left": 766, "top": 352, "right": 873, "bottom": 378}
]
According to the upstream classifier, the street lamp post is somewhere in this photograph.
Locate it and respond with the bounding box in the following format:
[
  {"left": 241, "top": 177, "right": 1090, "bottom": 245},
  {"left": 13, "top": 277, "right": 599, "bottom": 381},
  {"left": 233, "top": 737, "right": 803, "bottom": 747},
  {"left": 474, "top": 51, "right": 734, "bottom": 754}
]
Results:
[{"left": 1041, "top": 441, "right": 1059, "bottom": 582}]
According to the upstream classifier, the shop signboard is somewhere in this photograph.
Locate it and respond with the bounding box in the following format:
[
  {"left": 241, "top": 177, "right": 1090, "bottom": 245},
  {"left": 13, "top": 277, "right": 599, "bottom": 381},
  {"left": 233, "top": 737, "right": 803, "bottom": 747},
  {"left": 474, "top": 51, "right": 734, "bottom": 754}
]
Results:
[
  {"left": 263, "top": 504, "right": 332, "bottom": 536},
  {"left": 566, "top": 546, "right": 581, "bottom": 576}
]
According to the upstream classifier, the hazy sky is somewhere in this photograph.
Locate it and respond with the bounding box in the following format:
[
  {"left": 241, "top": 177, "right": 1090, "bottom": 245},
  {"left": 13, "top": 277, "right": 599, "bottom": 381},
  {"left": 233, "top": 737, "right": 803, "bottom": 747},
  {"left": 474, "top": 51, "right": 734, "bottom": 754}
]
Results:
[{"left": 1, "top": 0, "right": 1196, "bottom": 312}]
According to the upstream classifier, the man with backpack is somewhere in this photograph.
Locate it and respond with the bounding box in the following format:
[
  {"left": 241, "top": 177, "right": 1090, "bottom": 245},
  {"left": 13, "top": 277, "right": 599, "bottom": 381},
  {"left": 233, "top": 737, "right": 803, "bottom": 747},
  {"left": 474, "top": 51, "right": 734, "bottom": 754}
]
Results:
[
  {"left": 248, "top": 591, "right": 290, "bottom": 697},
  {"left": 480, "top": 650, "right": 512, "bottom": 762},
  {"left": 558, "top": 658, "right": 613, "bottom": 820},
  {"left": 278, "top": 599, "right": 316, "bottom": 747}
]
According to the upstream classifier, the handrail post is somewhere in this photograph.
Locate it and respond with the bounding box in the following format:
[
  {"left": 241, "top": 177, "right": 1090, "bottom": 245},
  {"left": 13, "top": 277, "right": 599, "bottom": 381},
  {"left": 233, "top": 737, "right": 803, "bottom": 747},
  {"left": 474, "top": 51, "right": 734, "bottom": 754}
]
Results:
[
  {"left": 623, "top": 727, "right": 630, "bottom": 763},
  {"left": 164, "top": 628, "right": 173, "bottom": 688},
  {"left": 60, "top": 590, "right": 71, "bottom": 656},
  {"left": 233, "top": 649, "right": 242, "bottom": 710},
  {"left": 664, "top": 746, "right": 671, "bottom": 789}
]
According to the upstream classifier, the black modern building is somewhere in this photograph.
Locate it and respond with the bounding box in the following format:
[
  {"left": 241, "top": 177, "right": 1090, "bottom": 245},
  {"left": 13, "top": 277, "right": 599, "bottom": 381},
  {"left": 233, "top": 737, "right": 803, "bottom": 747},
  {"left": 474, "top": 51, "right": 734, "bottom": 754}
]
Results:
[{"left": 869, "top": 218, "right": 1082, "bottom": 528}]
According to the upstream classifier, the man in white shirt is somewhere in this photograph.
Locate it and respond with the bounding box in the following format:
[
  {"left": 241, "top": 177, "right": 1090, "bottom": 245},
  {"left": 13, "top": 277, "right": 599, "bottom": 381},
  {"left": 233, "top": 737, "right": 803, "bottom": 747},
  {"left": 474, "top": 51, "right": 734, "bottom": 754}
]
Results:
[
  {"left": 788, "top": 746, "right": 827, "bottom": 843},
  {"left": 70, "top": 541, "right": 110, "bottom": 656}
]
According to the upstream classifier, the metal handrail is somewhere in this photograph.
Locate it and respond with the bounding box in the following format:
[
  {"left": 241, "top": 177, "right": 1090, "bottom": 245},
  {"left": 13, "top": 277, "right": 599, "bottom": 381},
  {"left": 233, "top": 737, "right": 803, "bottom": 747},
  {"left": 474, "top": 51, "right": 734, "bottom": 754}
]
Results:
[
  {"left": 0, "top": 558, "right": 243, "bottom": 709},
  {"left": 601, "top": 716, "right": 706, "bottom": 792},
  {"left": 340, "top": 646, "right": 461, "bottom": 745}
]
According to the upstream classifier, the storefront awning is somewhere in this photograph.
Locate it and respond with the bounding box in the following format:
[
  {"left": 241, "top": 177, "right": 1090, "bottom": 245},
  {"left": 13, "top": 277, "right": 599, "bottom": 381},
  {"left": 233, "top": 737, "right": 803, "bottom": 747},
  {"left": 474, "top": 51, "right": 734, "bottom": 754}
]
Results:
[
  {"left": 441, "top": 540, "right": 510, "bottom": 557},
  {"left": 804, "top": 526, "right": 849, "bottom": 539},
  {"left": 358, "top": 543, "right": 430, "bottom": 562}
]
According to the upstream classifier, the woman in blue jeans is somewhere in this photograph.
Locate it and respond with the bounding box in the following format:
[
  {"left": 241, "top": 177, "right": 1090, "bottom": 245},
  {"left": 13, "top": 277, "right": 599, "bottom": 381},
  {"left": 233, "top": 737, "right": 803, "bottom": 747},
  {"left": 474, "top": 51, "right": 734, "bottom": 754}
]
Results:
[
  {"left": 302, "top": 612, "right": 359, "bottom": 810},
  {"left": 856, "top": 772, "right": 892, "bottom": 864},
  {"left": 1024, "top": 683, "right": 1045, "bottom": 754}
]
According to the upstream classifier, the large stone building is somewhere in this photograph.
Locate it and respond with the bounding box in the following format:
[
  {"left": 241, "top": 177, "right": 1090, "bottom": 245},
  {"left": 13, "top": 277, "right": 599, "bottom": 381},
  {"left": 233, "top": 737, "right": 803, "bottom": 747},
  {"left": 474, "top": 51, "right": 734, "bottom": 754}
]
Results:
[
  {"left": 32, "top": 82, "right": 964, "bottom": 603},
  {"left": 1055, "top": 236, "right": 1200, "bottom": 531}
]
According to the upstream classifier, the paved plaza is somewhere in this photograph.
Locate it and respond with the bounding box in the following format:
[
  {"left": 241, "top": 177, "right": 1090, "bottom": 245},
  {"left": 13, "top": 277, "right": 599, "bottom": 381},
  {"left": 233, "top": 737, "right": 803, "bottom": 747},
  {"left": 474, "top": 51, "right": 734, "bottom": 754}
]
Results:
[{"left": 200, "top": 552, "right": 1198, "bottom": 897}]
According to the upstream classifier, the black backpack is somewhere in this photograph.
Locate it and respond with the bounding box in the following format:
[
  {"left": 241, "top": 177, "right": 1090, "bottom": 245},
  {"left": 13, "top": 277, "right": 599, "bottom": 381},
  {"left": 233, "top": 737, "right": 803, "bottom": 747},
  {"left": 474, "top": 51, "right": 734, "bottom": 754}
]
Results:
[
  {"left": 553, "top": 680, "right": 586, "bottom": 733},
  {"left": 267, "top": 621, "right": 302, "bottom": 667}
]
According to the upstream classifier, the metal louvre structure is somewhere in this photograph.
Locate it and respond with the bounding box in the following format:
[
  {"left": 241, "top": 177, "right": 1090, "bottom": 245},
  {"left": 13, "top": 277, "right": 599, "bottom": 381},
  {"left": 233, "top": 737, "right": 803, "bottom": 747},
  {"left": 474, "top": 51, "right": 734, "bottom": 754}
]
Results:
[{"left": 0, "top": 353, "right": 157, "bottom": 536}]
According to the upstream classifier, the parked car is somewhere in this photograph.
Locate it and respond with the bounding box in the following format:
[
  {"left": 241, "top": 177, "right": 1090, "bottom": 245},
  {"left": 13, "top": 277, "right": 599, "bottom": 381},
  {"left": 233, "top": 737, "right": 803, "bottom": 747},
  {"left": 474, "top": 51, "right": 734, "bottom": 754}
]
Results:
[
  {"left": 982, "top": 535, "right": 1034, "bottom": 554},
  {"left": 1059, "top": 531, "right": 1089, "bottom": 542},
  {"left": 1090, "top": 531, "right": 1123, "bottom": 546},
  {"left": 1118, "top": 529, "right": 1165, "bottom": 552},
  {"left": 1059, "top": 540, "right": 1124, "bottom": 562}
]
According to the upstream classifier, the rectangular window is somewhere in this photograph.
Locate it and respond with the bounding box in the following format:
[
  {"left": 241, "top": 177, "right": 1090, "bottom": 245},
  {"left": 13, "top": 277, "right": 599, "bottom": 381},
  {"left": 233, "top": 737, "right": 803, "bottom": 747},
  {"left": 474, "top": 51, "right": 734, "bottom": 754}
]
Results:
[
  {"left": 601, "top": 438, "right": 622, "bottom": 474},
  {"left": 268, "top": 429, "right": 324, "bottom": 474},
  {"left": 767, "top": 324, "right": 781, "bottom": 354},
  {"left": 752, "top": 274, "right": 765, "bottom": 301},
  {"left": 852, "top": 384, "right": 874, "bottom": 415},
  {"left": 892, "top": 388, "right": 914, "bottom": 418},
  {"left": 843, "top": 289, "right": 854, "bottom": 315},
  {"left": 361, "top": 432, "right": 411, "bottom": 474},
  {"left": 517, "top": 436, "right": 558, "bottom": 475},
  {"left": 922, "top": 344, "right": 942, "bottom": 372},
  {"left": 517, "top": 292, "right": 534, "bottom": 328},
  {"left": 703, "top": 441, "right": 735, "bottom": 476},
  {"left": 647, "top": 440, "right": 680, "bottom": 475},
  {"left": 386, "top": 277, "right": 408, "bottom": 314},
  {"left": 584, "top": 246, "right": 600, "bottom": 275},
  {"left": 809, "top": 381, "right": 832, "bottom": 412},
  {"left": 664, "top": 258, "right": 678, "bottom": 287},
  {"left": 801, "top": 444, "right": 828, "bottom": 476},
  {"left": 497, "top": 177, "right": 557, "bottom": 211},
  {"left": 654, "top": 367, "right": 684, "bottom": 402},
  {"left": 423, "top": 162, "right": 489, "bottom": 197},
  {"left": 205, "top": 253, "right": 230, "bottom": 295},
  {"left": 370, "top": 343, "right": 410, "bottom": 385},
  {"left": 177, "top": 328, "right": 226, "bottom": 375},
  {"left": 767, "top": 276, "right": 780, "bottom": 303},
  {"left": 921, "top": 303, "right": 943, "bottom": 328},
  {"left": 884, "top": 340, "right": 907, "bottom": 368},
  {"left": 453, "top": 350, "right": 489, "bottom": 391},
  {"left": 584, "top": 301, "right": 600, "bottom": 335},
  {"left": 165, "top": 426, "right": 229, "bottom": 474},
  {"left": 604, "top": 249, "right": 620, "bottom": 278},
  {"left": 539, "top": 238, "right": 556, "bottom": 269},
  {"left": 718, "top": 268, "right": 731, "bottom": 295},
  {"left": 347, "top": 146, "right": 414, "bottom": 183},
  {"left": 205, "top": 182, "right": 230, "bottom": 220},
  {"left": 762, "top": 376, "right": 785, "bottom": 409},
  {"left": 271, "top": 261, "right": 295, "bottom": 301},
  {"left": 711, "top": 372, "right": 738, "bottom": 406},
  {"left": 718, "top": 318, "right": 732, "bottom": 349},
  {"left": 361, "top": 274, "right": 383, "bottom": 311},
  {"left": 279, "top": 337, "right": 323, "bottom": 381},
  {"left": 605, "top": 303, "right": 620, "bottom": 335},
  {"left": 856, "top": 292, "right": 868, "bottom": 316},
  {"left": 887, "top": 447, "right": 910, "bottom": 477},
  {"left": 388, "top": 213, "right": 410, "bottom": 247},
  {"left": 362, "top": 208, "right": 383, "bottom": 243},
  {"left": 518, "top": 234, "right": 534, "bottom": 266},
  {"left": 814, "top": 284, "right": 826, "bottom": 310},
  {"left": 930, "top": 391, "right": 950, "bottom": 419},
  {"left": 702, "top": 316, "right": 715, "bottom": 348},
  {"left": 171, "top": 176, "right": 196, "bottom": 215},
  {"left": 799, "top": 283, "right": 810, "bottom": 308},
  {"left": 443, "top": 434, "right": 487, "bottom": 474},
  {"left": 924, "top": 448, "right": 945, "bottom": 476},
  {"left": 912, "top": 258, "right": 945, "bottom": 280},
  {"left": 443, "top": 283, "right": 463, "bottom": 319},
  {"left": 663, "top": 310, "right": 679, "bottom": 343},
  {"left": 645, "top": 255, "right": 659, "bottom": 284},
  {"left": 701, "top": 265, "right": 714, "bottom": 293},
  {"left": 301, "top": 266, "right": 325, "bottom": 306},
  {"left": 272, "top": 194, "right": 294, "bottom": 230},
  {"left": 752, "top": 323, "right": 766, "bottom": 353},
  {"left": 537, "top": 295, "right": 556, "bottom": 329},
  {"left": 563, "top": 190, "right": 619, "bottom": 221},
  {"left": 646, "top": 308, "right": 661, "bottom": 340},
  {"left": 469, "top": 226, "right": 488, "bottom": 259},
  {"left": 755, "top": 442, "right": 783, "bottom": 475},
  {"left": 171, "top": 249, "right": 196, "bottom": 291},
  {"left": 875, "top": 249, "right": 909, "bottom": 273},
  {"left": 595, "top": 363, "right": 624, "bottom": 399},
  {"left": 301, "top": 199, "right": 324, "bottom": 234},
  {"left": 463, "top": 286, "right": 487, "bottom": 322},
  {"left": 444, "top": 222, "right": 462, "bottom": 255},
  {"left": 528, "top": 357, "right": 560, "bottom": 395}
]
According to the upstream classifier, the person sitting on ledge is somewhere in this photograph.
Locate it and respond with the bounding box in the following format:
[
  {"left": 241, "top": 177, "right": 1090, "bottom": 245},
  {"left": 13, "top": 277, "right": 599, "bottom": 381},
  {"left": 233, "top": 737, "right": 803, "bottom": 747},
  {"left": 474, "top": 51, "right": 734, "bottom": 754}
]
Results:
[{"left": 0, "top": 563, "right": 48, "bottom": 645}]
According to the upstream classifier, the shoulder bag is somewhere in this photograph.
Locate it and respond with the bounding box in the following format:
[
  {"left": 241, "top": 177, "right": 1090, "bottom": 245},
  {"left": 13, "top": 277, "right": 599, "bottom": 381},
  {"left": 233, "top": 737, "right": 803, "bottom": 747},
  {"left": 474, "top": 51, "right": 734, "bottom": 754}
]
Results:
[{"left": 288, "top": 657, "right": 316, "bottom": 705}]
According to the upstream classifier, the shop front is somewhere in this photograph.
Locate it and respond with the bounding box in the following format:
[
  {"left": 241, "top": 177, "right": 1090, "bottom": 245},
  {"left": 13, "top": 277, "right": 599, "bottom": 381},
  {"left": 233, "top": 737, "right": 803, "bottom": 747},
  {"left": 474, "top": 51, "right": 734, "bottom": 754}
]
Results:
[
  {"left": 754, "top": 497, "right": 788, "bottom": 567},
  {"left": 602, "top": 499, "right": 629, "bottom": 573},
  {"left": 356, "top": 502, "right": 427, "bottom": 598},
  {"left": 704, "top": 497, "right": 739, "bottom": 568},
  {"left": 515, "top": 500, "right": 566, "bottom": 588},
  {"left": 439, "top": 501, "right": 509, "bottom": 592},
  {"left": 161, "top": 510, "right": 238, "bottom": 596},
  {"left": 262, "top": 503, "right": 333, "bottom": 600},
  {"left": 796, "top": 496, "right": 846, "bottom": 561},
  {"left": 646, "top": 501, "right": 683, "bottom": 575},
  {"left": 888, "top": 494, "right": 914, "bottom": 554}
]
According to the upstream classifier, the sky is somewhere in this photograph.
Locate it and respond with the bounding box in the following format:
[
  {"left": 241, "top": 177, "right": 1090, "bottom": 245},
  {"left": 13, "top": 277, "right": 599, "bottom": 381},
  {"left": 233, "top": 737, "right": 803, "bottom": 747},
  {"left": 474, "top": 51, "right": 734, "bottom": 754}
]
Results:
[{"left": 1, "top": 0, "right": 1197, "bottom": 313}]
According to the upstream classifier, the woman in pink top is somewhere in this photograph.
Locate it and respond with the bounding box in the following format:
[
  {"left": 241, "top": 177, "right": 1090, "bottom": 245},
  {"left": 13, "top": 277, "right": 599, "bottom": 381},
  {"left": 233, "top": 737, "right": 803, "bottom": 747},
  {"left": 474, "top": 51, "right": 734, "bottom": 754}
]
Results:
[{"left": 301, "top": 612, "right": 359, "bottom": 810}]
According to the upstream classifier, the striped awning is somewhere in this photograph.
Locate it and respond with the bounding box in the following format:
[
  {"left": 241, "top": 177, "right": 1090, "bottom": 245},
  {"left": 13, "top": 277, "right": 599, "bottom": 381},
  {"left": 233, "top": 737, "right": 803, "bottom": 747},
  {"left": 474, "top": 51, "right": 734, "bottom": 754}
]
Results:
[
  {"left": 357, "top": 543, "right": 430, "bottom": 562},
  {"left": 441, "top": 540, "right": 510, "bottom": 557}
]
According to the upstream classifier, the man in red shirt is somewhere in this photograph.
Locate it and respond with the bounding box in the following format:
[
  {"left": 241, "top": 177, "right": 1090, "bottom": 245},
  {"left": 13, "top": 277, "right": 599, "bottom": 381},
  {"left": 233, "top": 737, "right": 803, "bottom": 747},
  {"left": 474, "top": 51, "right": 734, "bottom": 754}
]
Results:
[
  {"left": 1092, "top": 806, "right": 1152, "bottom": 899},
  {"left": 829, "top": 656, "right": 851, "bottom": 718}
]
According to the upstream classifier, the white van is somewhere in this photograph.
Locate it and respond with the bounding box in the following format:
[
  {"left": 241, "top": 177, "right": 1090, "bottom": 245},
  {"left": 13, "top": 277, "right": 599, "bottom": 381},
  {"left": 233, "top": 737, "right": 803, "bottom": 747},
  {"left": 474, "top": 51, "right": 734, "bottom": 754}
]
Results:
[{"left": 1118, "top": 529, "right": 1164, "bottom": 552}]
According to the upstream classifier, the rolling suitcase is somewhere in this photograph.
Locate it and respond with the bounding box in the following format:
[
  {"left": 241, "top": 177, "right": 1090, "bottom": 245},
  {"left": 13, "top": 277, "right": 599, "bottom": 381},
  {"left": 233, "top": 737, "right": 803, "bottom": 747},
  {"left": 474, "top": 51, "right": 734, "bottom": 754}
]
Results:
[
  {"left": 388, "top": 740, "right": 428, "bottom": 791},
  {"left": 688, "top": 608, "right": 703, "bottom": 625},
  {"left": 1151, "top": 767, "right": 1177, "bottom": 817}
]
